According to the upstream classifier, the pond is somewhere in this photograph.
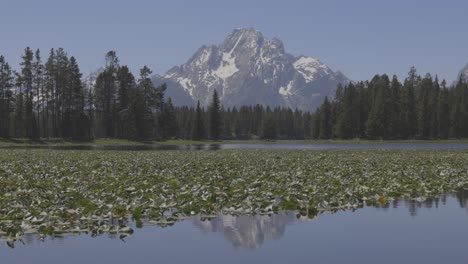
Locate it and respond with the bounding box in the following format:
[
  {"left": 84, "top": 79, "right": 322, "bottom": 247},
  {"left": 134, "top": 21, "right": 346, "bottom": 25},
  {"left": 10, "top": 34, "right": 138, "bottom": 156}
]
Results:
[
  {"left": 3, "top": 192, "right": 468, "bottom": 264},
  {"left": 2, "top": 142, "right": 468, "bottom": 150}
]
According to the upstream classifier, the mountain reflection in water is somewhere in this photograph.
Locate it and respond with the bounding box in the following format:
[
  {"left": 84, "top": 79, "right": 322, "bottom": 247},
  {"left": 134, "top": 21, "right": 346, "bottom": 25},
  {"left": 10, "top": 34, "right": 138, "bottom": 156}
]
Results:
[
  {"left": 3, "top": 190, "right": 468, "bottom": 250},
  {"left": 188, "top": 190, "right": 468, "bottom": 249},
  {"left": 3, "top": 142, "right": 468, "bottom": 151},
  {"left": 192, "top": 212, "right": 299, "bottom": 250}
]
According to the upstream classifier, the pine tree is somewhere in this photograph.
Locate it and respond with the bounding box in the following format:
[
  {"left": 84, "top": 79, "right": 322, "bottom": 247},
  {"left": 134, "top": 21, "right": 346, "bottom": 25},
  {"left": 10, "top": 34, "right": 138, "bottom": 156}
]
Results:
[
  {"left": 429, "top": 77, "right": 441, "bottom": 138},
  {"left": 191, "top": 101, "right": 205, "bottom": 141},
  {"left": 160, "top": 97, "right": 178, "bottom": 139},
  {"left": 18, "top": 47, "right": 34, "bottom": 138},
  {"left": 222, "top": 107, "right": 233, "bottom": 139},
  {"left": 116, "top": 66, "right": 136, "bottom": 139},
  {"left": 450, "top": 78, "right": 468, "bottom": 138},
  {"left": 0, "top": 55, "right": 14, "bottom": 138},
  {"left": 262, "top": 114, "right": 277, "bottom": 140},
  {"left": 94, "top": 51, "right": 119, "bottom": 138},
  {"left": 117, "top": 66, "right": 134, "bottom": 112},
  {"left": 135, "top": 66, "right": 161, "bottom": 139},
  {"left": 386, "top": 75, "right": 401, "bottom": 138},
  {"left": 179, "top": 106, "right": 194, "bottom": 139},
  {"left": 356, "top": 82, "right": 369, "bottom": 137},
  {"left": 138, "top": 66, "right": 156, "bottom": 109},
  {"left": 319, "top": 97, "right": 332, "bottom": 139},
  {"left": 416, "top": 74, "right": 433, "bottom": 139},
  {"left": 366, "top": 75, "right": 390, "bottom": 139},
  {"left": 209, "top": 89, "right": 222, "bottom": 140},
  {"left": 68, "top": 56, "right": 87, "bottom": 139},
  {"left": 84, "top": 85, "right": 95, "bottom": 140},
  {"left": 311, "top": 109, "right": 320, "bottom": 139},
  {"left": 129, "top": 86, "right": 152, "bottom": 140},
  {"left": 400, "top": 67, "right": 418, "bottom": 138},
  {"left": 292, "top": 109, "right": 304, "bottom": 139},
  {"left": 54, "top": 48, "right": 71, "bottom": 138},
  {"left": 32, "top": 49, "right": 44, "bottom": 138},
  {"left": 336, "top": 83, "right": 359, "bottom": 139},
  {"left": 438, "top": 81, "right": 450, "bottom": 139},
  {"left": 43, "top": 49, "right": 56, "bottom": 139}
]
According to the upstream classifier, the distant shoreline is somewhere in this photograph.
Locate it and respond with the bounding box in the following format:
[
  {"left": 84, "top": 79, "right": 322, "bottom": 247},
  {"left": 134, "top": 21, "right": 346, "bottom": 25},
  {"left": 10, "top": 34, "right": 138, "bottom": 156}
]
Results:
[{"left": 2, "top": 138, "right": 468, "bottom": 146}]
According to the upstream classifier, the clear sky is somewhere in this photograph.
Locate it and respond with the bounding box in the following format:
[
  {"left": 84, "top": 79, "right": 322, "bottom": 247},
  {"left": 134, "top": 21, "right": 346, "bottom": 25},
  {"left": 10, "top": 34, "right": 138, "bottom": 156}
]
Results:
[{"left": 1, "top": 0, "right": 467, "bottom": 82}]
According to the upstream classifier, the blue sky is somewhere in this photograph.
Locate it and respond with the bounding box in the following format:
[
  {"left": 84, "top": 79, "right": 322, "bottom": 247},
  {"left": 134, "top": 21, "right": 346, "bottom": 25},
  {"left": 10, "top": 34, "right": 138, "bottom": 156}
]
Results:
[{"left": 1, "top": 0, "right": 467, "bottom": 82}]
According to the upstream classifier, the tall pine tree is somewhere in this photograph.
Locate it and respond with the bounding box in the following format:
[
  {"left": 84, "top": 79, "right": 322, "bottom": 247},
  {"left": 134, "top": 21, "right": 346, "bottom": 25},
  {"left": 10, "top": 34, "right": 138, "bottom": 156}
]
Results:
[
  {"left": 209, "top": 90, "right": 222, "bottom": 140},
  {"left": 191, "top": 101, "right": 205, "bottom": 141},
  {"left": 0, "top": 55, "right": 14, "bottom": 138}
]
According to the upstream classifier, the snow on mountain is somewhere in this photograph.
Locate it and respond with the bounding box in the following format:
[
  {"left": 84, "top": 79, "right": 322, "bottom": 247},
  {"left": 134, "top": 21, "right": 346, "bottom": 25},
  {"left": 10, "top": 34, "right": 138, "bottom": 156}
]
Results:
[
  {"left": 82, "top": 67, "right": 104, "bottom": 89},
  {"left": 153, "top": 28, "right": 349, "bottom": 110},
  {"left": 192, "top": 212, "right": 301, "bottom": 250},
  {"left": 293, "top": 56, "right": 329, "bottom": 83},
  {"left": 457, "top": 63, "right": 468, "bottom": 83}
]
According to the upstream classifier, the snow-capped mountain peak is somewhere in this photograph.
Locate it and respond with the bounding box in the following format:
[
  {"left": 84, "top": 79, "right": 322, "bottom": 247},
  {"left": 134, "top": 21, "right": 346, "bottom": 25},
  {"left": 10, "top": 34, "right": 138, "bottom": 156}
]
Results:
[
  {"left": 293, "top": 56, "right": 331, "bottom": 83},
  {"left": 153, "top": 28, "right": 349, "bottom": 110}
]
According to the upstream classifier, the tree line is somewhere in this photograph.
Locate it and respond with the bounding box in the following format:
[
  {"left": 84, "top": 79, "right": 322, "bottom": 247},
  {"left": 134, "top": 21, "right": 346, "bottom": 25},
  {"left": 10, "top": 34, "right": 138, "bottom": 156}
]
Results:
[
  {"left": 0, "top": 48, "right": 93, "bottom": 139},
  {"left": 312, "top": 67, "right": 468, "bottom": 139},
  {"left": 1, "top": 48, "right": 468, "bottom": 141},
  {"left": 0, "top": 48, "right": 314, "bottom": 141}
]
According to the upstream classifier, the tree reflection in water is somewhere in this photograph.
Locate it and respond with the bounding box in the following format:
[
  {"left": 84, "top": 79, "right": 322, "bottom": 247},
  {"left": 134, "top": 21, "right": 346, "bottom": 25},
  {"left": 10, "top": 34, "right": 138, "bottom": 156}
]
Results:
[
  {"left": 192, "top": 190, "right": 468, "bottom": 249},
  {"left": 373, "top": 189, "right": 468, "bottom": 217},
  {"left": 3, "top": 191, "right": 468, "bottom": 249}
]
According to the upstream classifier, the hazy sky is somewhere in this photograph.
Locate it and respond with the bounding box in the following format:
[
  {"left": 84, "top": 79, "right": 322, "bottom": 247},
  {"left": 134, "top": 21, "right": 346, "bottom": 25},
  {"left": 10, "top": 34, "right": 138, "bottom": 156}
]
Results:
[{"left": 1, "top": 0, "right": 467, "bottom": 82}]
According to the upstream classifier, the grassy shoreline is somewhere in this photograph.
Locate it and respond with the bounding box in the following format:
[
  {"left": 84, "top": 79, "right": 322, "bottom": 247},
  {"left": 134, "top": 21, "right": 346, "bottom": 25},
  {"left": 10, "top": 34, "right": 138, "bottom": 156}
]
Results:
[{"left": 2, "top": 138, "right": 468, "bottom": 146}]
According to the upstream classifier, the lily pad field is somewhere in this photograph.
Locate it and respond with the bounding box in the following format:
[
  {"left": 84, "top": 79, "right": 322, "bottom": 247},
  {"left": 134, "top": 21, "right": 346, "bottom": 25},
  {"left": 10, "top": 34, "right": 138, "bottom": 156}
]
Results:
[{"left": 1, "top": 148, "right": 468, "bottom": 244}]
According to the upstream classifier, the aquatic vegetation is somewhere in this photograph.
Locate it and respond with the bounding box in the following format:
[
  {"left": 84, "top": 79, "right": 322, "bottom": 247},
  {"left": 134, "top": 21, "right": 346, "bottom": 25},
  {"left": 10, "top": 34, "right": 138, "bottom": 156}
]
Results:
[{"left": 1, "top": 148, "right": 468, "bottom": 245}]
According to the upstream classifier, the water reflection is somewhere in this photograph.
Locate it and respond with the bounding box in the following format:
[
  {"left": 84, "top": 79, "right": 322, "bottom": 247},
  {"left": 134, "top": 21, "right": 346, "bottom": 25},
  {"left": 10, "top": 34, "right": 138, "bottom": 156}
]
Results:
[
  {"left": 374, "top": 190, "right": 468, "bottom": 217},
  {"left": 2, "top": 142, "right": 468, "bottom": 151},
  {"left": 0, "top": 144, "right": 223, "bottom": 151},
  {"left": 3, "top": 191, "right": 468, "bottom": 250},
  {"left": 192, "top": 190, "right": 468, "bottom": 249},
  {"left": 192, "top": 212, "right": 300, "bottom": 250}
]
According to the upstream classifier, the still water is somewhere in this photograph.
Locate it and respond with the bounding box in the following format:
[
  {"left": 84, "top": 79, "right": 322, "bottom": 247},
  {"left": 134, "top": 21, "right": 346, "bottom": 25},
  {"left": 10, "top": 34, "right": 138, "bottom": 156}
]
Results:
[
  {"left": 3, "top": 193, "right": 468, "bottom": 264},
  {"left": 2, "top": 142, "right": 468, "bottom": 150}
]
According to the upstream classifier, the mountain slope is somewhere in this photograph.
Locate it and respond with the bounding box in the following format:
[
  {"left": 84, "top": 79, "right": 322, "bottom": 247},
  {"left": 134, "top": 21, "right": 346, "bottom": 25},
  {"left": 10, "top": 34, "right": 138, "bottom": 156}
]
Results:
[
  {"left": 457, "top": 63, "right": 468, "bottom": 83},
  {"left": 153, "top": 28, "right": 349, "bottom": 110}
]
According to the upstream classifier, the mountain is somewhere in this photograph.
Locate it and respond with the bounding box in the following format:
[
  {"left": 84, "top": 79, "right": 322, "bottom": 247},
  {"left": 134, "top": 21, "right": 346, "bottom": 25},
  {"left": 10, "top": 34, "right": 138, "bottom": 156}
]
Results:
[
  {"left": 457, "top": 63, "right": 468, "bottom": 83},
  {"left": 83, "top": 67, "right": 104, "bottom": 89},
  {"left": 152, "top": 28, "right": 349, "bottom": 111}
]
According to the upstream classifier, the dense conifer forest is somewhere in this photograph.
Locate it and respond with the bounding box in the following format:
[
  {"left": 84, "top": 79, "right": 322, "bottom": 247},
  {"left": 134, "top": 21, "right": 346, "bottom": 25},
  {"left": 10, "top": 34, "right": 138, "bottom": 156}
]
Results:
[
  {"left": 312, "top": 67, "right": 468, "bottom": 139},
  {"left": 0, "top": 48, "right": 467, "bottom": 141}
]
